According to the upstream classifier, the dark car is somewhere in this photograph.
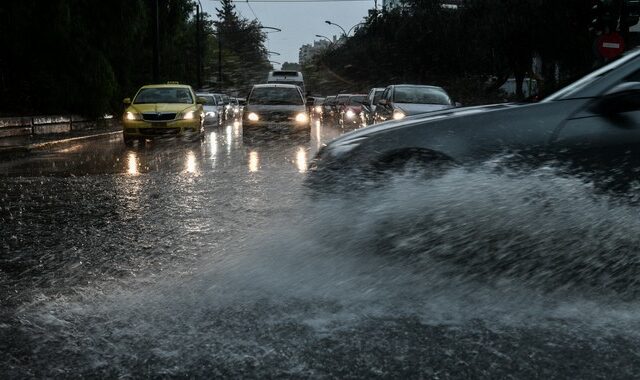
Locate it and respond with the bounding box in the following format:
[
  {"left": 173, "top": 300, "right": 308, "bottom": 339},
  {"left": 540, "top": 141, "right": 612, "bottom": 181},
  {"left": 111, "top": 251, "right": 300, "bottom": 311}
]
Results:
[
  {"left": 362, "top": 87, "right": 385, "bottom": 126},
  {"left": 340, "top": 94, "right": 368, "bottom": 128},
  {"left": 372, "top": 84, "right": 456, "bottom": 123},
  {"left": 243, "top": 84, "right": 309, "bottom": 133},
  {"left": 309, "top": 49, "right": 640, "bottom": 192},
  {"left": 332, "top": 94, "right": 351, "bottom": 122},
  {"left": 322, "top": 96, "right": 337, "bottom": 119}
]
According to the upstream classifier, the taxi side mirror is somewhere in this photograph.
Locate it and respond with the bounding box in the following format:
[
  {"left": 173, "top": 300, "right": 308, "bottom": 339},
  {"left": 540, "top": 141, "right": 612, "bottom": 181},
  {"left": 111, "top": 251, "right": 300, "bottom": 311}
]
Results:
[
  {"left": 123, "top": 98, "right": 131, "bottom": 105},
  {"left": 196, "top": 97, "right": 207, "bottom": 105},
  {"left": 595, "top": 82, "right": 640, "bottom": 115},
  {"left": 378, "top": 99, "right": 388, "bottom": 106}
]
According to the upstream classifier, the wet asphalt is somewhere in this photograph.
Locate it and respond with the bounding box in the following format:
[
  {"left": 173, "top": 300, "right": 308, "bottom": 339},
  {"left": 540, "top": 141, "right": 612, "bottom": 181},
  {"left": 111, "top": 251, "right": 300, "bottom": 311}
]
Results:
[{"left": 2, "top": 118, "right": 640, "bottom": 378}]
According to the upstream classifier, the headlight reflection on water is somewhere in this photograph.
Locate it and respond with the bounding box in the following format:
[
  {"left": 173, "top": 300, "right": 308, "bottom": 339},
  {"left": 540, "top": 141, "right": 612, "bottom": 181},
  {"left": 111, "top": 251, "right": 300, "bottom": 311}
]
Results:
[
  {"left": 248, "top": 151, "right": 259, "bottom": 172},
  {"left": 296, "top": 148, "right": 307, "bottom": 173},
  {"left": 127, "top": 152, "right": 139, "bottom": 176},
  {"left": 185, "top": 151, "right": 198, "bottom": 174}
]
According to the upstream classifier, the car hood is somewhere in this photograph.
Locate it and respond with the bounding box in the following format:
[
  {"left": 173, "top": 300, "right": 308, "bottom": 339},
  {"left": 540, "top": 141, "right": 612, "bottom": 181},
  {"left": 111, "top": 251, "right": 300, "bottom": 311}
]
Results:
[
  {"left": 394, "top": 103, "right": 453, "bottom": 115},
  {"left": 129, "top": 103, "right": 195, "bottom": 113},
  {"left": 245, "top": 104, "right": 305, "bottom": 112},
  {"left": 330, "top": 103, "right": 518, "bottom": 145}
]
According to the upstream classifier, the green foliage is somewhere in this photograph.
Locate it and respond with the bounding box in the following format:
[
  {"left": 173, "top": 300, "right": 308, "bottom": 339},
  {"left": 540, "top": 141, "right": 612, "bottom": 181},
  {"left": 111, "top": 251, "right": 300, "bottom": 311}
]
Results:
[
  {"left": 315, "top": 0, "right": 598, "bottom": 102},
  {"left": 0, "top": 0, "right": 270, "bottom": 116},
  {"left": 214, "top": 0, "right": 271, "bottom": 94}
]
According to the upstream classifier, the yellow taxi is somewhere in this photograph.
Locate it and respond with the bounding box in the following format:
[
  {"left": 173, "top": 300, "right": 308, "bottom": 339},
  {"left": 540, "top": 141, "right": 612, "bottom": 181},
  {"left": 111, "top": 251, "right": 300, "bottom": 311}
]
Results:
[{"left": 122, "top": 83, "right": 205, "bottom": 145}]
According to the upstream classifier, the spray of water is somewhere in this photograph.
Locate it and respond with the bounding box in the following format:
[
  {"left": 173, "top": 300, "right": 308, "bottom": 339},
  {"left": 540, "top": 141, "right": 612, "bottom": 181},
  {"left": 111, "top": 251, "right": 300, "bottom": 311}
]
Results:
[{"left": 7, "top": 164, "right": 640, "bottom": 377}]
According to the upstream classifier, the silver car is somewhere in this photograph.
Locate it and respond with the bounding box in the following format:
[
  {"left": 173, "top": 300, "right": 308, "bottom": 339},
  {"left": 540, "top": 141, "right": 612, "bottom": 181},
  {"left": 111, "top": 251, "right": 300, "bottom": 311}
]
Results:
[{"left": 196, "top": 92, "right": 221, "bottom": 127}]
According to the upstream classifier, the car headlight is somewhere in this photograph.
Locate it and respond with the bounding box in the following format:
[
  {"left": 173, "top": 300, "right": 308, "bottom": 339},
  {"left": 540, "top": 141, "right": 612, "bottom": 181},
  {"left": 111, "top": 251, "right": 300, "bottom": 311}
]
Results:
[
  {"left": 295, "top": 112, "right": 308, "bottom": 123},
  {"left": 247, "top": 112, "right": 259, "bottom": 121},
  {"left": 345, "top": 109, "right": 356, "bottom": 119},
  {"left": 181, "top": 110, "right": 196, "bottom": 120},
  {"left": 328, "top": 136, "right": 368, "bottom": 157},
  {"left": 314, "top": 106, "right": 322, "bottom": 113},
  {"left": 392, "top": 109, "right": 406, "bottom": 120},
  {"left": 206, "top": 111, "right": 215, "bottom": 117},
  {"left": 125, "top": 111, "right": 142, "bottom": 121}
]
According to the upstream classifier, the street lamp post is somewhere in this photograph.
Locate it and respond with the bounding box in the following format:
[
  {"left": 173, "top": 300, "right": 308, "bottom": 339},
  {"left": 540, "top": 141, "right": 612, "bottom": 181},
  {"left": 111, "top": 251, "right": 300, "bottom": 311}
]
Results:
[
  {"left": 324, "top": 20, "right": 346, "bottom": 37},
  {"left": 315, "top": 34, "right": 332, "bottom": 43},
  {"left": 195, "top": 0, "right": 202, "bottom": 89},
  {"left": 267, "top": 51, "right": 281, "bottom": 56}
]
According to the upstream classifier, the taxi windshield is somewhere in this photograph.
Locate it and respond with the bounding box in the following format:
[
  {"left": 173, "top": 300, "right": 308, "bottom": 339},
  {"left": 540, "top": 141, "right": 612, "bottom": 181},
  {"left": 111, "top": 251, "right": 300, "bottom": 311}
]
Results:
[{"left": 134, "top": 87, "right": 194, "bottom": 104}]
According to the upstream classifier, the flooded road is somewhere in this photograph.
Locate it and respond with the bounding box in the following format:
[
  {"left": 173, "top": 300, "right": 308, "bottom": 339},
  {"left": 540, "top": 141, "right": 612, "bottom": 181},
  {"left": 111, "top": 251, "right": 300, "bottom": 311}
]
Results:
[{"left": 2, "top": 119, "right": 640, "bottom": 378}]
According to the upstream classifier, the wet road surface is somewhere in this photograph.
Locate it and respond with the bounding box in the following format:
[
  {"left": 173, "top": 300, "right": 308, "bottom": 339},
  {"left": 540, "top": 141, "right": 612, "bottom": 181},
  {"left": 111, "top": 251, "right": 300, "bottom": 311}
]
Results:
[{"left": 3, "top": 118, "right": 640, "bottom": 378}]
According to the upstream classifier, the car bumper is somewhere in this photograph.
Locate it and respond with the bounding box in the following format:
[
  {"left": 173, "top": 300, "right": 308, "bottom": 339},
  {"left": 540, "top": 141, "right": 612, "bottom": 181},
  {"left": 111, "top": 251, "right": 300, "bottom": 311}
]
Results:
[
  {"left": 123, "top": 119, "right": 200, "bottom": 137},
  {"left": 243, "top": 120, "right": 308, "bottom": 130}
]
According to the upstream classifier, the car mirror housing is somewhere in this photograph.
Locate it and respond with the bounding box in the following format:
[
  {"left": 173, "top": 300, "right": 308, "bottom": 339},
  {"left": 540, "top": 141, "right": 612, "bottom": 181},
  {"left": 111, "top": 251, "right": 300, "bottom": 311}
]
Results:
[
  {"left": 455, "top": 102, "right": 462, "bottom": 107},
  {"left": 595, "top": 81, "right": 640, "bottom": 115},
  {"left": 123, "top": 97, "right": 131, "bottom": 105},
  {"left": 378, "top": 99, "right": 388, "bottom": 106}
]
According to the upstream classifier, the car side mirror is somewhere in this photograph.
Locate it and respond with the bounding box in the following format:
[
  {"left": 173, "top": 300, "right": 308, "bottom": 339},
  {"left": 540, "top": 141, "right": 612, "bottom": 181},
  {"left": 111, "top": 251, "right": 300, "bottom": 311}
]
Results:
[
  {"left": 455, "top": 102, "right": 462, "bottom": 108},
  {"left": 362, "top": 100, "right": 371, "bottom": 107},
  {"left": 196, "top": 97, "right": 207, "bottom": 105},
  {"left": 123, "top": 98, "right": 131, "bottom": 105},
  {"left": 378, "top": 99, "right": 388, "bottom": 106},
  {"left": 595, "top": 81, "right": 640, "bottom": 115}
]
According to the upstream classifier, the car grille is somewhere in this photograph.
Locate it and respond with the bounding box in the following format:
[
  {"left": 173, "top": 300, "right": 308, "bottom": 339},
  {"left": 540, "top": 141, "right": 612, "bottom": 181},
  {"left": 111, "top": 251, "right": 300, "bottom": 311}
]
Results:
[
  {"left": 140, "top": 128, "right": 180, "bottom": 136},
  {"left": 142, "top": 113, "right": 177, "bottom": 121},
  {"left": 264, "top": 111, "right": 294, "bottom": 122}
]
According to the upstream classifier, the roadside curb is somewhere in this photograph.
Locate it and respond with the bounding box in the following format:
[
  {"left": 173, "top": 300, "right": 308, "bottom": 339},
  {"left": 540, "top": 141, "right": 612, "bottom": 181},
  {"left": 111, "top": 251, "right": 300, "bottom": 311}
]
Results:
[{"left": 0, "top": 130, "right": 121, "bottom": 157}]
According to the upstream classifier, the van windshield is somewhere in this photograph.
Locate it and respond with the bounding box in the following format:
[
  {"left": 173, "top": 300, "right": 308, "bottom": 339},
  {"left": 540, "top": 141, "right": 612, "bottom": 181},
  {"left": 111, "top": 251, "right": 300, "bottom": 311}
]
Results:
[{"left": 249, "top": 87, "right": 304, "bottom": 105}]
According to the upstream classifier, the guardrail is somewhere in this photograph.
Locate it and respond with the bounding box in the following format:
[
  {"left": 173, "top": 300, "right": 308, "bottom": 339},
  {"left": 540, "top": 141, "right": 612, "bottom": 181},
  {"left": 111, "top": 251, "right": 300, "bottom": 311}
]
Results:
[{"left": 0, "top": 115, "right": 116, "bottom": 138}]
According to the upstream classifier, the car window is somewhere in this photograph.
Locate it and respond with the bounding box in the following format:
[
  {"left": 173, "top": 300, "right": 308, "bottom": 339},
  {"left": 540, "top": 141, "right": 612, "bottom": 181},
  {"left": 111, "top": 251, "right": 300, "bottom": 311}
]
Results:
[
  {"left": 393, "top": 87, "right": 451, "bottom": 105},
  {"left": 248, "top": 87, "right": 304, "bottom": 105},
  {"left": 134, "top": 87, "right": 193, "bottom": 104},
  {"left": 373, "top": 90, "right": 384, "bottom": 103},
  {"left": 198, "top": 95, "right": 217, "bottom": 105},
  {"left": 349, "top": 96, "right": 366, "bottom": 105}
]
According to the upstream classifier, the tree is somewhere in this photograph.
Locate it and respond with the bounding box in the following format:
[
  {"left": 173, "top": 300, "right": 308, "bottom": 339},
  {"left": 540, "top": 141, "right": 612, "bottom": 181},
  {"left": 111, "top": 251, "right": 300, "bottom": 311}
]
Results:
[{"left": 214, "top": 0, "right": 271, "bottom": 94}]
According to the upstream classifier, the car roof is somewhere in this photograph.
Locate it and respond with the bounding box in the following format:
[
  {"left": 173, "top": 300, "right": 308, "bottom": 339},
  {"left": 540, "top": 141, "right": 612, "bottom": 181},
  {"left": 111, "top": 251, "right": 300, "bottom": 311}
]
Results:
[
  {"left": 141, "top": 84, "right": 192, "bottom": 89},
  {"left": 349, "top": 94, "right": 367, "bottom": 97},
  {"left": 392, "top": 84, "right": 445, "bottom": 91},
  {"left": 252, "top": 83, "right": 300, "bottom": 89}
]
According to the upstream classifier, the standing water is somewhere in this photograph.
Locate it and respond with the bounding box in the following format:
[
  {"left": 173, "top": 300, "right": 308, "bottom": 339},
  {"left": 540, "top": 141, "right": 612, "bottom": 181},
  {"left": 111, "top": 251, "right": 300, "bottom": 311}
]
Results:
[{"left": 3, "top": 162, "right": 640, "bottom": 378}]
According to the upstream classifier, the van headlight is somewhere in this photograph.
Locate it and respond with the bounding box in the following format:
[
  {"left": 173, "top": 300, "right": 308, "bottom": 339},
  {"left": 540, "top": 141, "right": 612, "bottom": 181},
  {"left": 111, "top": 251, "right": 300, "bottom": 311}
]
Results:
[
  {"left": 247, "top": 112, "right": 259, "bottom": 121},
  {"left": 345, "top": 109, "right": 356, "bottom": 119},
  {"left": 295, "top": 113, "right": 308, "bottom": 123}
]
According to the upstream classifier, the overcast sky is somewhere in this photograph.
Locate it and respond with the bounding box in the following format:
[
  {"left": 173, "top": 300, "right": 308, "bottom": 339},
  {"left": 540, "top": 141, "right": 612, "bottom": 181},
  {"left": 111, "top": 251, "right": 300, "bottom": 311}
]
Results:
[{"left": 203, "top": 0, "right": 374, "bottom": 67}]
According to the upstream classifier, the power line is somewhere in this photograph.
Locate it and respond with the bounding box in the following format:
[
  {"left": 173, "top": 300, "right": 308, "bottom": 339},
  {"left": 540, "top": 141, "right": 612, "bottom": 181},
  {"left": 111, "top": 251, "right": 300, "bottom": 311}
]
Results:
[
  {"left": 211, "top": 0, "right": 372, "bottom": 3},
  {"left": 246, "top": 0, "right": 260, "bottom": 19}
]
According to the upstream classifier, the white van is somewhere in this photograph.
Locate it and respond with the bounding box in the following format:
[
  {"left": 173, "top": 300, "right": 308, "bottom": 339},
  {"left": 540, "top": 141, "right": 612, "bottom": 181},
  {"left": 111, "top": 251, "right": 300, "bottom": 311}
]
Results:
[{"left": 267, "top": 71, "right": 305, "bottom": 94}]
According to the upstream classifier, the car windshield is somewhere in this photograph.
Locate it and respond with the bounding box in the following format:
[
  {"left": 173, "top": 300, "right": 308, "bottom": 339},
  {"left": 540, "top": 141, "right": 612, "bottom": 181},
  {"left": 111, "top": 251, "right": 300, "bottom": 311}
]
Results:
[
  {"left": 134, "top": 87, "right": 193, "bottom": 104},
  {"left": 197, "top": 95, "right": 216, "bottom": 105},
  {"left": 393, "top": 87, "right": 451, "bottom": 105},
  {"left": 348, "top": 96, "right": 366, "bottom": 105},
  {"left": 248, "top": 87, "right": 303, "bottom": 105},
  {"left": 372, "top": 90, "right": 384, "bottom": 103}
]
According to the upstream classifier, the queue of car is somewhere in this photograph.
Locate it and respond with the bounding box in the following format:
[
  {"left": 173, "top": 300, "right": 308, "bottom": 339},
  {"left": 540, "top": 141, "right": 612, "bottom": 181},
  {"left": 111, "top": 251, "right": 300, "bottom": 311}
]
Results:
[{"left": 312, "top": 83, "right": 458, "bottom": 129}]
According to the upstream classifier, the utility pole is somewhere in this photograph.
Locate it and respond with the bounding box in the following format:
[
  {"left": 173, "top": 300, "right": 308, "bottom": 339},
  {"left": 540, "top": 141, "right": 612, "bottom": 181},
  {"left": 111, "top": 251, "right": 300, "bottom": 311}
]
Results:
[
  {"left": 196, "top": 2, "right": 201, "bottom": 89},
  {"left": 218, "top": 34, "right": 223, "bottom": 89},
  {"left": 152, "top": 0, "right": 160, "bottom": 82}
]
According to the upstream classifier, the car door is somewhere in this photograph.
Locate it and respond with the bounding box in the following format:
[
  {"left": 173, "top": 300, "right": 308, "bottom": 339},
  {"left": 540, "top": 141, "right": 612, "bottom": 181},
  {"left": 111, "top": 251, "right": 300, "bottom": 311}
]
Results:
[
  {"left": 552, "top": 75, "right": 640, "bottom": 191},
  {"left": 374, "top": 87, "right": 393, "bottom": 123}
]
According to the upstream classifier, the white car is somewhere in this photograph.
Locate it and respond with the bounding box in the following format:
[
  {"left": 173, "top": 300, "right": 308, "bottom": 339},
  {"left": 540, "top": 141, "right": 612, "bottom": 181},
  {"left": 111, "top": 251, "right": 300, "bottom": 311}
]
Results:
[{"left": 196, "top": 92, "right": 221, "bottom": 127}]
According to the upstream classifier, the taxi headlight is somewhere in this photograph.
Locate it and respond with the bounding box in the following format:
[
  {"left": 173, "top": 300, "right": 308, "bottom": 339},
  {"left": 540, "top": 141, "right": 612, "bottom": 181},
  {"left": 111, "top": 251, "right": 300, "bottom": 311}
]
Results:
[
  {"left": 125, "top": 111, "right": 142, "bottom": 121},
  {"left": 295, "top": 112, "right": 308, "bottom": 123},
  {"left": 182, "top": 110, "right": 196, "bottom": 120},
  {"left": 345, "top": 109, "right": 356, "bottom": 119},
  {"left": 247, "top": 112, "right": 259, "bottom": 121},
  {"left": 392, "top": 109, "right": 406, "bottom": 120}
]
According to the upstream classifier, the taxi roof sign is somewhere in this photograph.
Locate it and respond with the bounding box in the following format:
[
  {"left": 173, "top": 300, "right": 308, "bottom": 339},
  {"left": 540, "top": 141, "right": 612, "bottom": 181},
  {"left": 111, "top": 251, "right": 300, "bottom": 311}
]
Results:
[{"left": 166, "top": 81, "right": 180, "bottom": 84}]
